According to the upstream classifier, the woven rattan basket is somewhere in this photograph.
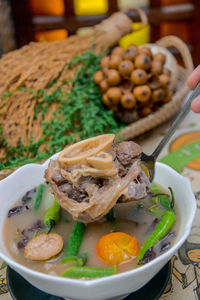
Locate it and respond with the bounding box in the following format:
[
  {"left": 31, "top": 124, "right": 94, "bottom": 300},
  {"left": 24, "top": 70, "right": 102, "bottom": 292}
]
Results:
[
  {"left": 0, "top": 10, "right": 194, "bottom": 180},
  {"left": 119, "top": 35, "right": 194, "bottom": 140}
]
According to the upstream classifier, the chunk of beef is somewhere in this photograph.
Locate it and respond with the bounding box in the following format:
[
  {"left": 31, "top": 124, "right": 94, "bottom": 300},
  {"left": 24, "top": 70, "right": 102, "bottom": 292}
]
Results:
[
  {"left": 45, "top": 140, "right": 150, "bottom": 223},
  {"left": 59, "top": 183, "right": 73, "bottom": 194},
  {"left": 59, "top": 182, "right": 88, "bottom": 203},
  {"left": 114, "top": 159, "right": 127, "bottom": 177},
  {"left": 128, "top": 181, "right": 147, "bottom": 199},
  {"left": 119, "top": 171, "right": 150, "bottom": 202},
  {"left": 45, "top": 158, "right": 143, "bottom": 223},
  {"left": 45, "top": 160, "right": 66, "bottom": 186},
  {"left": 78, "top": 176, "right": 101, "bottom": 190},
  {"left": 53, "top": 171, "right": 66, "bottom": 186},
  {"left": 115, "top": 141, "right": 142, "bottom": 165}
]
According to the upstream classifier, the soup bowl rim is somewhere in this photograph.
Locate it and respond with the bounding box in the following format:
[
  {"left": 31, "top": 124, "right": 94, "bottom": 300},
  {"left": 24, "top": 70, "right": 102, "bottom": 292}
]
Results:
[{"left": 0, "top": 155, "right": 196, "bottom": 289}]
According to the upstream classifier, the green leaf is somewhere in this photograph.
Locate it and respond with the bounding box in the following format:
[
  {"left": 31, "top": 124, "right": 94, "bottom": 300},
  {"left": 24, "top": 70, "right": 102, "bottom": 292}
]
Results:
[{"left": 0, "top": 50, "right": 125, "bottom": 171}]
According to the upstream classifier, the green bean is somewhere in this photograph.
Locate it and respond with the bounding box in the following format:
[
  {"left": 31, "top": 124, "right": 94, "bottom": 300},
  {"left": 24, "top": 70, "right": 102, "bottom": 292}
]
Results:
[
  {"left": 66, "top": 222, "right": 86, "bottom": 257},
  {"left": 62, "top": 265, "right": 117, "bottom": 278},
  {"left": 137, "top": 210, "right": 176, "bottom": 263},
  {"left": 106, "top": 208, "right": 115, "bottom": 223},
  {"left": 106, "top": 208, "right": 118, "bottom": 232},
  {"left": 34, "top": 184, "right": 45, "bottom": 213},
  {"left": 43, "top": 198, "right": 60, "bottom": 232},
  {"left": 61, "top": 253, "right": 88, "bottom": 266}
]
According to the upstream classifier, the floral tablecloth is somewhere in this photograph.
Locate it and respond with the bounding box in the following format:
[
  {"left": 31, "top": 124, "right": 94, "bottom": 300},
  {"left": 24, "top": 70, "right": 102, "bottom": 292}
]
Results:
[
  {"left": 0, "top": 106, "right": 200, "bottom": 300},
  {"left": 137, "top": 109, "right": 200, "bottom": 300}
]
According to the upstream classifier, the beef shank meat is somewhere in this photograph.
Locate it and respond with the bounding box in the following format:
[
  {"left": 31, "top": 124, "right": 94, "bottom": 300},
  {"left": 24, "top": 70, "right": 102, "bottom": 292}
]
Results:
[{"left": 45, "top": 134, "right": 150, "bottom": 223}]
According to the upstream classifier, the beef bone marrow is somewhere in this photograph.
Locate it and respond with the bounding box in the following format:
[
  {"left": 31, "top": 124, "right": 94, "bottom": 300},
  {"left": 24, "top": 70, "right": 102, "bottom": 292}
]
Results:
[{"left": 45, "top": 135, "right": 150, "bottom": 223}]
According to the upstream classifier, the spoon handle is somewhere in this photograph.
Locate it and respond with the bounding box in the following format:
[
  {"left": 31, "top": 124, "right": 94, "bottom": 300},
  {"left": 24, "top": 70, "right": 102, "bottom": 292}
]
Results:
[{"left": 152, "top": 81, "right": 200, "bottom": 160}]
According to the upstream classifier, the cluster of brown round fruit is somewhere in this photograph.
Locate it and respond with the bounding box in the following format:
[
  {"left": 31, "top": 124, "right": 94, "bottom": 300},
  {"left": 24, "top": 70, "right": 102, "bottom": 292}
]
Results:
[{"left": 94, "top": 45, "right": 172, "bottom": 123}]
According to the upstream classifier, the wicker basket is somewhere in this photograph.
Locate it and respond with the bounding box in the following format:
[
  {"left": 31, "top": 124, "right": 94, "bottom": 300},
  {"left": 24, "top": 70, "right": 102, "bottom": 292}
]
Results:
[
  {"left": 119, "top": 35, "right": 194, "bottom": 140},
  {"left": 0, "top": 10, "right": 193, "bottom": 180}
]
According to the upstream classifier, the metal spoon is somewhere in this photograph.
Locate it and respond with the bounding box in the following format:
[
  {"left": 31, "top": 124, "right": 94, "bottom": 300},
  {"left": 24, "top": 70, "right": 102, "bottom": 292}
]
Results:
[{"left": 141, "top": 82, "right": 200, "bottom": 182}]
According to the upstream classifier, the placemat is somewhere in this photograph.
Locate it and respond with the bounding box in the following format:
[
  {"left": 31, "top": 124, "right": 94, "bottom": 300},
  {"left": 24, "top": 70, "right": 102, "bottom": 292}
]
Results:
[
  {"left": 0, "top": 106, "right": 200, "bottom": 300},
  {"left": 138, "top": 109, "right": 200, "bottom": 300}
]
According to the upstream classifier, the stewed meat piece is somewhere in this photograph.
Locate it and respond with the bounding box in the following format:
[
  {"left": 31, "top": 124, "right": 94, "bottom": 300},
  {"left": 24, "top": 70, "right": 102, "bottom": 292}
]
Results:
[
  {"left": 45, "top": 135, "right": 150, "bottom": 223},
  {"left": 115, "top": 141, "right": 142, "bottom": 165}
]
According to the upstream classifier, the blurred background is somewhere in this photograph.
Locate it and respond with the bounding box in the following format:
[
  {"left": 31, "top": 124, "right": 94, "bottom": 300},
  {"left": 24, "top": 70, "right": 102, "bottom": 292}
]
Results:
[{"left": 0, "top": 0, "right": 199, "bottom": 66}]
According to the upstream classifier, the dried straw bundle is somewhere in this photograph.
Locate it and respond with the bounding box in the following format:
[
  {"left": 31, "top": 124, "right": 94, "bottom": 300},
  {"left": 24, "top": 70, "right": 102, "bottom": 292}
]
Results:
[{"left": 0, "top": 12, "right": 132, "bottom": 162}]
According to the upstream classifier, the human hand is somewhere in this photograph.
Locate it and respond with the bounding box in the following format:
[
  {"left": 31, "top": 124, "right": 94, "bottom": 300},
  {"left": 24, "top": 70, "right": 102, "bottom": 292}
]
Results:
[{"left": 187, "top": 65, "right": 200, "bottom": 113}]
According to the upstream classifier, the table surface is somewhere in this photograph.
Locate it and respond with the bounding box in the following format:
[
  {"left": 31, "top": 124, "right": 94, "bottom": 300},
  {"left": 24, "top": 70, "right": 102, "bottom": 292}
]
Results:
[{"left": 0, "top": 108, "right": 200, "bottom": 300}]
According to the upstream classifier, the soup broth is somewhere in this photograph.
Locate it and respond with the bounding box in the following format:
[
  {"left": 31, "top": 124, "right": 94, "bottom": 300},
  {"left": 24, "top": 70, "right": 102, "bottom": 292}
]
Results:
[{"left": 3, "top": 183, "right": 178, "bottom": 278}]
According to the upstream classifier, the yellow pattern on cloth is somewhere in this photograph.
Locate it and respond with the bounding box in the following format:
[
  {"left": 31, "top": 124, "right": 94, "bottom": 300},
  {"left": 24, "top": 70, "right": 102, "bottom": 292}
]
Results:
[{"left": 137, "top": 109, "right": 200, "bottom": 300}]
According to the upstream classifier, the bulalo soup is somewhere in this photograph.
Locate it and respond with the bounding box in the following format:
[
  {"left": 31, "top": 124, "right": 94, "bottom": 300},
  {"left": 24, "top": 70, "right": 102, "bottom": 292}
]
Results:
[{"left": 3, "top": 182, "right": 177, "bottom": 279}]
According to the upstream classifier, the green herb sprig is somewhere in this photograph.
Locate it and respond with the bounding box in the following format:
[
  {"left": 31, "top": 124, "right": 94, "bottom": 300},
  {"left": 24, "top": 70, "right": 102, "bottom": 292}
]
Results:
[{"left": 0, "top": 51, "right": 125, "bottom": 170}]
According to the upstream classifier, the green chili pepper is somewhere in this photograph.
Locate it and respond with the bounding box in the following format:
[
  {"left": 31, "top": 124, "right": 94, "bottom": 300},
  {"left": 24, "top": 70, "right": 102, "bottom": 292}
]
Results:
[
  {"left": 62, "top": 265, "right": 117, "bottom": 278},
  {"left": 150, "top": 184, "right": 173, "bottom": 210},
  {"left": 159, "top": 194, "right": 172, "bottom": 210},
  {"left": 61, "top": 253, "right": 88, "bottom": 266},
  {"left": 66, "top": 222, "right": 86, "bottom": 257},
  {"left": 43, "top": 198, "right": 60, "bottom": 232},
  {"left": 34, "top": 184, "right": 45, "bottom": 213},
  {"left": 137, "top": 210, "right": 176, "bottom": 263}
]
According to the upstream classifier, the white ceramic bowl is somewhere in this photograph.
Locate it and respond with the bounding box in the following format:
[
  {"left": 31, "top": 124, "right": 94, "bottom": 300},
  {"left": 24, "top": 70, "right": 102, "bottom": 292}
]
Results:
[{"left": 0, "top": 156, "right": 196, "bottom": 300}]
